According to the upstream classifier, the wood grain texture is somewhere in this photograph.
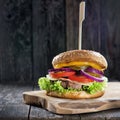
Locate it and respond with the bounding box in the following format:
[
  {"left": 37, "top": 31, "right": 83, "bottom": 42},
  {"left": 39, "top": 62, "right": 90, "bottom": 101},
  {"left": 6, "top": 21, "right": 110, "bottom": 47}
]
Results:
[
  {"left": 99, "top": 0, "right": 120, "bottom": 80},
  {"left": 29, "top": 108, "right": 120, "bottom": 120},
  {"left": 0, "top": 85, "right": 119, "bottom": 120},
  {"left": 32, "top": 0, "right": 66, "bottom": 82},
  {"left": 0, "top": 84, "right": 32, "bottom": 120},
  {"left": 0, "top": 0, "right": 32, "bottom": 84},
  {"left": 66, "top": 0, "right": 120, "bottom": 81},
  {"left": 0, "top": 0, "right": 120, "bottom": 85},
  {"left": 84, "top": 0, "right": 120, "bottom": 80},
  {"left": 66, "top": 0, "right": 81, "bottom": 50},
  {"left": 23, "top": 82, "right": 120, "bottom": 114}
]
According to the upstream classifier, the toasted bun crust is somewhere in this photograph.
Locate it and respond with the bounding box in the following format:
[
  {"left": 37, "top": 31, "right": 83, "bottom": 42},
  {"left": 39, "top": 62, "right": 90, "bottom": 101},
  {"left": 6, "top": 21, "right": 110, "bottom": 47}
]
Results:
[
  {"left": 47, "top": 90, "right": 105, "bottom": 99},
  {"left": 52, "top": 50, "right": 107, "bottom": 70}
]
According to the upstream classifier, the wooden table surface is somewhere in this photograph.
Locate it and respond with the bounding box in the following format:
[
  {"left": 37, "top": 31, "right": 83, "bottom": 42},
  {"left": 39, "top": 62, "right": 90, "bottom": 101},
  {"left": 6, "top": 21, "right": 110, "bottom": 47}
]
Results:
[{"left": 0, "top": 84, "right": 120, "bottom": 120}]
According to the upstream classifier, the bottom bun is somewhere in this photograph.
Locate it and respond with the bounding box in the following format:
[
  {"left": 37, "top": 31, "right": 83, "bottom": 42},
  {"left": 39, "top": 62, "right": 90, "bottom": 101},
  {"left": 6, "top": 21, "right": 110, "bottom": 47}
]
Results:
[{"left": 47, "top": 91, "right": 105, "bottom": 99}]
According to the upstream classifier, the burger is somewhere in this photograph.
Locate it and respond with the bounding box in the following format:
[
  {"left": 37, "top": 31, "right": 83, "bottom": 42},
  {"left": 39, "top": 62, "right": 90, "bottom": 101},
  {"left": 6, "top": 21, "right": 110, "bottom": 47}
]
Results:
[{"left": 38, "top": 50, "right": 108, "bottom": 99}]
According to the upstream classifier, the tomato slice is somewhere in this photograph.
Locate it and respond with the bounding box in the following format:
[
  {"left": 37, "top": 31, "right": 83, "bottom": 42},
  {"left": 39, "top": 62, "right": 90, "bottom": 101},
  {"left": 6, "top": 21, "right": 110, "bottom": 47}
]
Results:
[
  {"left": 69, "top": 75, "right": 94, "bottom": 83},
  {"left": 49, "top": 71, "right": 75, "bottom": 78}
]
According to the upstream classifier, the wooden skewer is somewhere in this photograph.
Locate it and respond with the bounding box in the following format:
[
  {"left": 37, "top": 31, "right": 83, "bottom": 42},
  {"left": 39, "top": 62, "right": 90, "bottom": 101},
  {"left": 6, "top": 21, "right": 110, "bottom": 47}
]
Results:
[{"left": 78, "top": 1, "right": 85, "bottom": 50}]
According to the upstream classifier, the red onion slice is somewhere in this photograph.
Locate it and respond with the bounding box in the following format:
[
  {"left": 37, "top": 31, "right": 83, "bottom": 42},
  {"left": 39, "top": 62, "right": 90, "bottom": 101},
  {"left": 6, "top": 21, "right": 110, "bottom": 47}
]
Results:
[
  {"left": 80, "top": 70, "right": 104, "bottom": 82},
  {"left": 48, "top": 68, "right": 74, "bottom": 73},
  {"left": 85, "top": 67, "right": 103, "bottom": 75}
]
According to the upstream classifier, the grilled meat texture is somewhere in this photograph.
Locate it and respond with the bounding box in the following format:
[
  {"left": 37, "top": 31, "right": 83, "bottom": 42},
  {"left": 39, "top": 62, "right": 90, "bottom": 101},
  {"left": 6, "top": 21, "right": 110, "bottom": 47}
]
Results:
[{"left": 50, "top": 78, "right": 82, "bottom": 89}]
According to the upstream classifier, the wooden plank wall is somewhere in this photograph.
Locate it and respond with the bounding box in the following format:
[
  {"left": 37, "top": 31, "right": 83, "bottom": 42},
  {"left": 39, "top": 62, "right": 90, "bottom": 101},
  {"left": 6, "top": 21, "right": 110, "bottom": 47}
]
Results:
[
  {"left": 0, "top": 0, "right": 33, "bottom": 84},
  {"left": 0, "top": 0, "right": 119, "bottom": 85},
  {"left": 66, "top": 0, "right": 120, "bottom": 81},
  {"left": 0, "top": 0, "right": 66, "bottom": 85},
  {"left": 32, "top": 0, "right": 66, "bottom": 83}
]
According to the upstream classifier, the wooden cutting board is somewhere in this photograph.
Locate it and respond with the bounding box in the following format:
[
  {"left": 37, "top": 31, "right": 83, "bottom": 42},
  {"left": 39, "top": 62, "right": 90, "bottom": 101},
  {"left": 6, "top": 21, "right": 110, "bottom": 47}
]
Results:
[{"left": 23, "top": 82, "right": 120, "bottom": 114}]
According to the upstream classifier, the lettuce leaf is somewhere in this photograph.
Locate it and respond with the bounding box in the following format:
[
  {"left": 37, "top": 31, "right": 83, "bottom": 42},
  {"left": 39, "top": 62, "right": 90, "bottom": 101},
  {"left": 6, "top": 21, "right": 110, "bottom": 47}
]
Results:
[
  {"left": 38, "top": 77, "right": 65, "bottom": 93},
  {"left": 38, "top": 77, "right": 108, "bottom": 94},
  {"left": 82, "top": 77, "right": 108, "bottom": 94}
]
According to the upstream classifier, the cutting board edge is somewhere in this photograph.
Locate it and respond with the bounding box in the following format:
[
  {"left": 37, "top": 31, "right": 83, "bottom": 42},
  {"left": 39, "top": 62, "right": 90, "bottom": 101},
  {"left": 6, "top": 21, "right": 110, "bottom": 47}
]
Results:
[{"left": 23, "top": 82, "right": 120, "bottom": 114}]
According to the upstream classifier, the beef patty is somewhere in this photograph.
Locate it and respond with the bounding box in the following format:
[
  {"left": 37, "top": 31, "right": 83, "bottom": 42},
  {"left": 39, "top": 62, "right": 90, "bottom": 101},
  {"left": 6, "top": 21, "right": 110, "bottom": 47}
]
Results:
[{"left": 50, "top": 78, "right": 82, "bottom": 89}]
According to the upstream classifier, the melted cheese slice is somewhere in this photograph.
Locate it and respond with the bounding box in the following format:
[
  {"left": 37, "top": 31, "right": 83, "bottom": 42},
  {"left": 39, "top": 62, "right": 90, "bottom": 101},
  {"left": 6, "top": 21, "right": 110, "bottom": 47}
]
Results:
[{"left": 54, "top": 61, "right": 102, "bottom": 70}]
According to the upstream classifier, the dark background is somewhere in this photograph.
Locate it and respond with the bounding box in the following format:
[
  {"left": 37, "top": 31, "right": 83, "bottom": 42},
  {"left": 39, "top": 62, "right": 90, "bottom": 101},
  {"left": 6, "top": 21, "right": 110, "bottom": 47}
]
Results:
[{"left": 0, "top": 0, "right": 120, "bottom": 86}]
